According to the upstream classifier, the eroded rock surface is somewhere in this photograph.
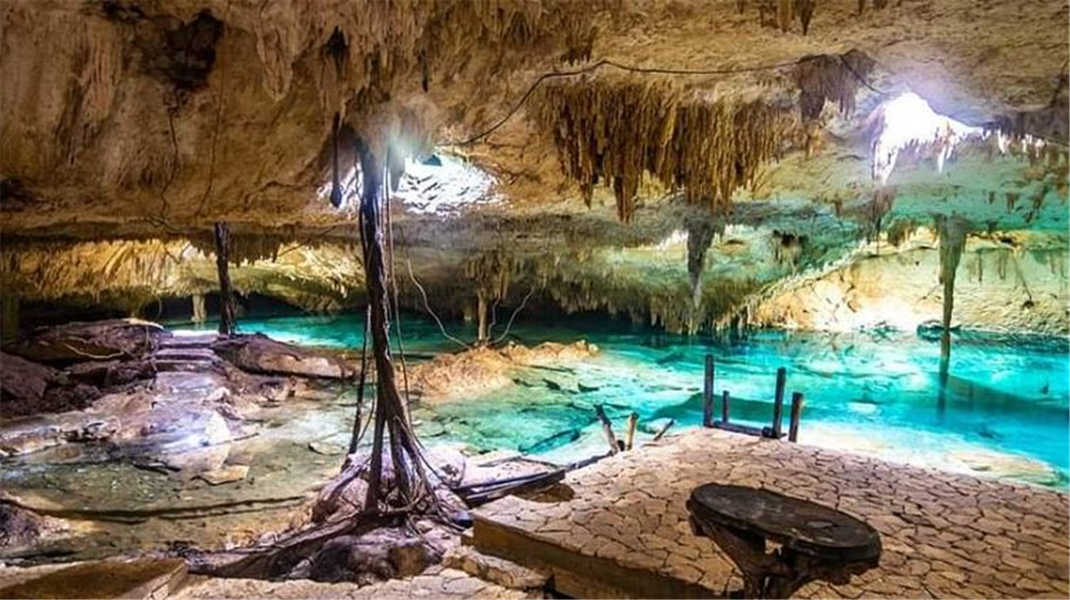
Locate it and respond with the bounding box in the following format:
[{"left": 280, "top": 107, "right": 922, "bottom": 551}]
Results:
[
  {"left": 6, "top": 319, "right": 168, "bottom": 364},
  {"left": 212, "top": 334, "right": 356, "bottom": 380},
  {"left": 0, "top": 352, "right": 100, "bottom": 417},
  {"left": 408, "top": 341, "right": 598, "bottom": 404}
]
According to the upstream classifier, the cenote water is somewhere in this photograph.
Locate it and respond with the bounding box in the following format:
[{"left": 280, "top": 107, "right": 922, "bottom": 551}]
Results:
[{"left": 177, "top": 311, "right": 1070, "bottom": 488}]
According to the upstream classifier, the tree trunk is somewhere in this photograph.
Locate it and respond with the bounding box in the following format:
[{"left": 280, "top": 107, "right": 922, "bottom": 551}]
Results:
[
  {"left": 214, "top": 222, "right": 237, "bottom": 337},
  {"left": 357, "top": 147, "right": 432, "bottom": 513}
]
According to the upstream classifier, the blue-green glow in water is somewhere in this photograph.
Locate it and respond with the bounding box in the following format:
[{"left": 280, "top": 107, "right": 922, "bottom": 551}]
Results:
[{"left": 173, "top": 312, "right": 1070, "bottom": 486}]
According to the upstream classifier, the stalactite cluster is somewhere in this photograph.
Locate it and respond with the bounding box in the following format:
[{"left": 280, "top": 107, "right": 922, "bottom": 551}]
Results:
[
  {"left": 533, "top": 76, "right": 794, "bottom": 222},
  {"left": 795, "top": 50, "right": 875, "bottom": 122},
  {"left": 739, "top": 0, "right": 816, "bottom": 35}
]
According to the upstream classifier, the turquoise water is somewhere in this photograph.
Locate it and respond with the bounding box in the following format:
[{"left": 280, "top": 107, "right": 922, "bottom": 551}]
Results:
[{"left": 173, "top": 312, "right": 1070, "bottom": 486}]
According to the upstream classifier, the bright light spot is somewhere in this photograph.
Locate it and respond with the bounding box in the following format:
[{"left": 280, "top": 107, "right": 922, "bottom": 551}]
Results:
[
  {"left": 317, "top": 166, "right": 361, "bottom": 209},
  {"left": 393, "top": 155, "right": 499, "bottom": 215},
  {"left": 655, "top": 230, "right": 688, "bottom": 251},
  {"left": 872, "top": 92, "right": 982, "bottom": 183}
]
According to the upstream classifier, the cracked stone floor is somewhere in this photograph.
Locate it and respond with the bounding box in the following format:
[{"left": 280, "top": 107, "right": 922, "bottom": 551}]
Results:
[{"left": 473, "top": 429, "right": 1070, "bottom": 599}]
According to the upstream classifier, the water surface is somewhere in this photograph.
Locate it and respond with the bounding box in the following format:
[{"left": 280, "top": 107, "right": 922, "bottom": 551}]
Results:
[{"left": 216, "top": 312, "right": 1069, "bottom": 486}]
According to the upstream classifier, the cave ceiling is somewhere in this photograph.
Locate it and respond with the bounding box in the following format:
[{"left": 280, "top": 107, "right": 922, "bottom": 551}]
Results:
[{"left": 1, "top": 0, "right": 1067, "bottom": 331}]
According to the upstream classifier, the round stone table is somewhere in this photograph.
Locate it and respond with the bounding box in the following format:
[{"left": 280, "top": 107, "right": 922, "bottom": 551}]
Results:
[{"left": 687, "top": 483, "right": 881, "bottom": 598}]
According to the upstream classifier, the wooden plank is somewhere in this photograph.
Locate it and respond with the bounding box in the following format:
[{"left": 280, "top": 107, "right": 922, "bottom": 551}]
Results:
[
  {"left": 595, "top": 404, "right": 620, "bottom": 454},
  {"left": 652, "top": 419, "right": 675, "bottom": 441},
  {"left": 721, "top": 390, "right": 730, "bottom": 423},
  {"left": 711, "top": 421, "right": 763, "bottom": 437},
  {"left": 625, "top": 412, "right": 638, "bottom": 450}
]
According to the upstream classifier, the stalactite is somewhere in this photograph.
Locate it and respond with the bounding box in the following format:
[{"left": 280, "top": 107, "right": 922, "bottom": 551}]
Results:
[
  {"left": 329, "top": 113, "right": 344, "bottom": 208},
  {"left": 935, "top": 215, "right": 968, "bottom": 378},
  {"left": 685, "top": 217, "right": 722, "bottom": 307},
  {"left": 795, "top": 50, "right": 875, "bottom": 122},
  {"left": 533, "top": 76, "right": 793, "bottom": 222}
]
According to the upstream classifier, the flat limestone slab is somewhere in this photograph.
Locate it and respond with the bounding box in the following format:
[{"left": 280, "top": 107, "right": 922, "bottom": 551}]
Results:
[
  {"left": 471, "top": 429, "right": 1070, "bottom": 599},
  {"left": 171, "top": 568, "right": 541, "bottom": 600},
  {"left": 0, "top": 559, "right": 187, "bottom": 599}
]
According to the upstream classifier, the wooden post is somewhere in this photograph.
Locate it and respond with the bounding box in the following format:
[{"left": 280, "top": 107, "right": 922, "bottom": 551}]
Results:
[
  {"left": 652, "top": 418, "right": 675, "bottom": 441},
  {"left": 772, "top": 367, "right": 786, "bottom": 438},
  {"left": 625, "top": 412, "right": 638, "bottom": 450},
  {"left": 788, "top": 392, "right": 804, "bottom": 443},
  {"left": 1, "top": 294, "right": 18, "bottom": 341},
  {"left": 721, "top": 390, "right": 731, "bottom": 423},
  {"left": 703, "top": 354, "right": 715, "bottom": 428},
  {"left": 595, "top": 404, "right": 619, "bottom": 454},
  {"left": 214, "top": 222, "right": 237, "bottom": 337},
  {"left": 192, "top": 294, "right": 207, "bottom": 324}
]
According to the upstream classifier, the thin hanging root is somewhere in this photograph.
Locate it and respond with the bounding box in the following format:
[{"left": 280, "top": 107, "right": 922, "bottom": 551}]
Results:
[{"left": 532, "top": 76, "right": 795, "bottom": 222}]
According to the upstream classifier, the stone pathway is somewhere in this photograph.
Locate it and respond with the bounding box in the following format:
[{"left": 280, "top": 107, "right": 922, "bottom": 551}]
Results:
[
  {"left": 0, "top": 562, "right": 541, "bottom": 600},
  {"left": 153, "top": 334, "right": 221, "bottom": 373},
  {"left": 172, "top": 567, "right": 540, "bottom": 600},
  {"left": 472, "top": 429, "right": 1070, "bottom": 599}
]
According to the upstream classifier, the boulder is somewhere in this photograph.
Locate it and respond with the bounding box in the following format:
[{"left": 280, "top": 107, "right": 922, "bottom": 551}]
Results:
[
  {"left": 212, "top": 334, "right": 355, "bottom": 380},
  {"left": 6, "top": 319, "right": 168, "bottom": 364},
  {"left": 0, "top": 352, "right": 100, "bottom": 417},
  {"left": 0, "top": 503, "right": 45, "bottom": 549},
  {"left": 306, "top": 528, "right": 436, "bottom": 585},
  {"left": 1, "top": 352, "right": 55, "bottom": 401},
  {"left": 112, "top": 406, "right": 232, "bottom": 473},
  {"left": 67, "top": 359, "right": 155, "bottom": 388},
  {"left": 197, "top": 464, "right": 250, "bottom": 486}
]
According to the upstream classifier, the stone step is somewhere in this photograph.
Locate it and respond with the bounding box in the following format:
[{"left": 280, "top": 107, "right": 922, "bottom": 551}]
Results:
[
  {"left": 443, "top": 544, "right": 549, "bottom": 590},
  {"left": 155, "top": 347, "right": 218, "bottom": 361},
  {"left": 154, "top": 359, "right": 217, "bottom": 373},
  {"left": 159, "top": 335, "right": 218, "bottom": 349},
  {"left": 0, "top": 558, "right": 187, "bottom": 599},
  {"left": 153, "top": 372, "right": 229, "bottom": 395}
]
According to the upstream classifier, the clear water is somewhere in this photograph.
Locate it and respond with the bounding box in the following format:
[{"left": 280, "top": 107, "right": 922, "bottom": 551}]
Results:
[{"left": 174, "top": 312, "right": 1070, "bottom": 487}]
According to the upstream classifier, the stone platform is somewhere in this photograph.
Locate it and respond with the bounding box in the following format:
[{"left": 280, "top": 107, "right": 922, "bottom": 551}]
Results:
[
  {"left": 0, "top": 563, "right": 540, "bottom": 600},
  {"left": 470, "top": 429, "right": 1070, "bottom": 599}
]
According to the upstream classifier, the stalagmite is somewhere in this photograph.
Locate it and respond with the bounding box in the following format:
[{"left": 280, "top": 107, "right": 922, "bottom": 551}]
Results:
[
  {"left": 936, "top": 215, "right": 969, "bottom": 376},
  {"left": 192, "top": 294, "right": 207, "bottom": 324},
  {"left": 1, "top": 294, "right": 18, "bottom": 341},
  {"left": 213, "top": 222, "right": 237, "bottom": 337},
  {"left": 476, "top": 291, "right": 489, "bottom": 346}
]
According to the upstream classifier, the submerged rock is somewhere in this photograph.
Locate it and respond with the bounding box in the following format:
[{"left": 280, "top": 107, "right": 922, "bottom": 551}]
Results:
[
  {"left": 113, "top": 406, "right": 233, "bottom": 473},
  {"left": 212, "top": 334, "right": 356, "bottom": 380},
  {"left": 407, "top": 341, "right": 599, "bottom": 404},
  {"left": 952, "top": 450, "right": 1066, "bottom": 486},
  {"left": 198, "top": 464, "right": 250, "bottom": 486}
]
